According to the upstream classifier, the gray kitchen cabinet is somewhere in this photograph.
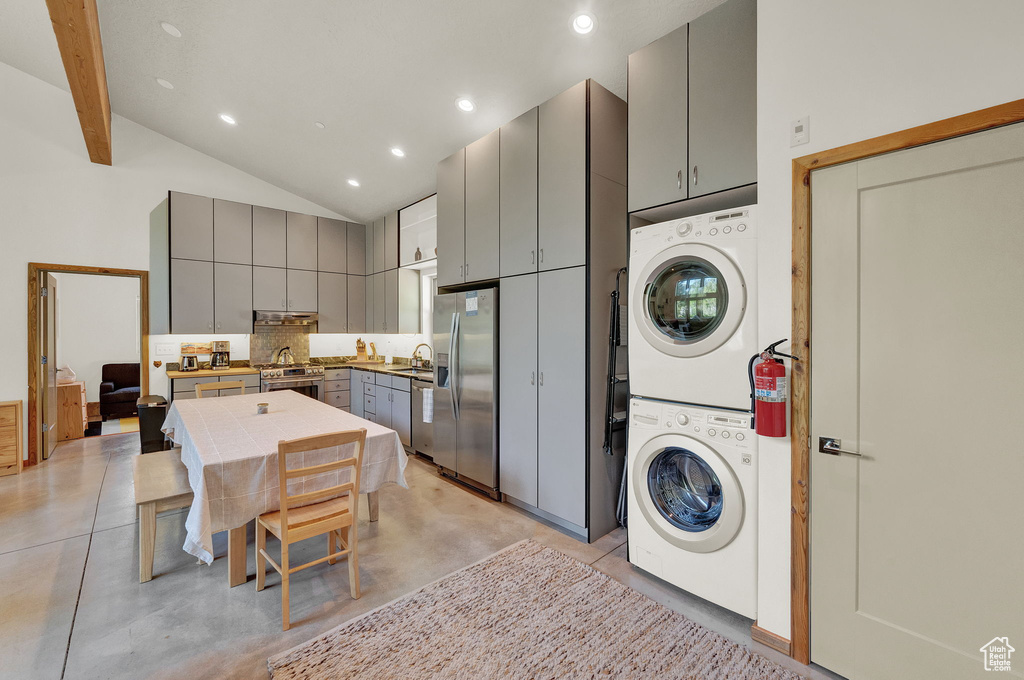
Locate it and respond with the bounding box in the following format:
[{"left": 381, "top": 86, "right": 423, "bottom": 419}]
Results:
[
  {"left": 537, "top": 266, "right": 587, "bottom": 528},
  {"left": 499, "top": 108, "right": 539, "bottom": 277},
  {"left": 373, "top": 386, "right": 392, "bottom": 429},
  {"left": 436, "top": 148, "right": 466, "bottom": 288},
  {"left": 384, "top": 211, "right": 399, "bottom": 271},
  {"left": 347, "top": 223, "right": 366, "bottom": 275},
  {"left": 252, "top": 206, "right": 286, "bottom": 267},
  {"left": 627, "top": 23, "right": 688, "bottom": 212},
  {"left": 396, "top": 268, "right": 420, "bottom": 333},
  {"left": 317, "top": 218, "right": 347, "bottom": 273},
  {"left": 538, "top": 82, "right": 587, "bottom": 271},
  {"left": 372, "top": 218, "right": 385, "bottom": 274},
  {"left": 317, "top": 272, "right": 348, "bottom": 333},
  {"left": 384, "top": 269, "right": 399, "bottom": 334},
  {"left": 286, "top": 212, "right": 318, "bottom": 271},
  {"left": 392, "top": 387, "right": 411, "bottom": 447},
  {"left": 170, "top": 192, "right": 213, "bottom": 261},
  {"left": 347, "top": 275, "right": 366, "bottom": 333},
  {"left": 372, "top": 272, "right": 385, "bottom": 333},
  {"left": 252, "top": 266, "right": 287, "bottom": 311},
  {"left": 170, "top": 258, "right": 214, "bottom": 333},
  {"left": 287, "top": 269, "right": 317, "bottom": 312},
  {"left": 688, "top": 0, "right": 756, "bottom": 198},
  {"left": 214, "top": 263, "right": 253, "bottom": 334},
  {"left": 465, "top": 129, "right": 500, "bottom": 282},
  {"left": 364, "top": 274, "right": 374, "bottom": 332},
  {"left": 213, "top": 199, "right": 252, "bottom": 264},
  {"left": 364, "top": 221, "right": 374, "bottom": 275},
  {"left": 498, "top": 273, "right": 539, "bottom": 505}
]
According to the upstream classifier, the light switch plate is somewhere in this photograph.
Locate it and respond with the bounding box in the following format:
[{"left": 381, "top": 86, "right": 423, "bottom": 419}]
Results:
[
  {"left": 156, "top": 343, "right": 177, "bottom": 356},
  {"left": 791, "top": 116, "right": 810, "bottom": 147}
]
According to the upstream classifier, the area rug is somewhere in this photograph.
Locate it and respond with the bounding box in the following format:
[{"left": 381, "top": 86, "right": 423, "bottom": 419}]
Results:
[
  {"left": 268, "top": 540, "right": 806, "bottom": 680},
  {"left": 118, "top": 416, "right": 140, "bottom": 433}
]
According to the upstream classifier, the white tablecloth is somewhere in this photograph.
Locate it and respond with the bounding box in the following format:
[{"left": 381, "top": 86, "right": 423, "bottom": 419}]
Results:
[{"left": 162, "top": 390, "right": 408, "bottom": 564}]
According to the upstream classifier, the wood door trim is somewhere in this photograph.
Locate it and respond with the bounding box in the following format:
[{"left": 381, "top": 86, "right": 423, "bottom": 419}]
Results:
[
  {"left": 790, "top": 97, "right": 1024, "bottom": 663},
  {"left": 26, "top": 263, "right": 150, "bottom": 467}
]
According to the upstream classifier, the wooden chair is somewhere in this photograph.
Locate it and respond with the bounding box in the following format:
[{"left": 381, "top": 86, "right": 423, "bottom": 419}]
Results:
[
  {"left": 133, "top": 449, "right": 193, "bottom": 583},
  {"left": 195, "top": 380, "right": 246, "bottom": 398},
  {"left": 257, "top": 429, "right": 367, "bottom": 630}
]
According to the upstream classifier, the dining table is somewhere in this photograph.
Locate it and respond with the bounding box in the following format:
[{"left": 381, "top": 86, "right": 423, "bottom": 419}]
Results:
[{"left": 161, "top": 389, "right": 408, "bottom": 587}]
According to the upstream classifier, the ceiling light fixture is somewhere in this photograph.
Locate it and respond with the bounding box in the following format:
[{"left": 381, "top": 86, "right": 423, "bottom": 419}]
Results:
[
  {"left": 156, "top": 78, "right": 174, "bottom": 90},
  {"left": 160, "top": 21, "right": 182, "bottom": 38},
  {"left": 347, "top": 179, "right": 360, "bottom": 187},
  {"left": 219, "top": 113, "right": 237, "bottom": 125},
  {"left": 456, "top": 97, "right": 476, "bottom": 113},
  {"left": 571, "top": 12, "right": 596, "bottom": 35},
  {"left": 391, "top": 147, "right": 405, "bottom": 157},
  {"left": 314, "top": 121, "right": 326, "bottom": 129}
]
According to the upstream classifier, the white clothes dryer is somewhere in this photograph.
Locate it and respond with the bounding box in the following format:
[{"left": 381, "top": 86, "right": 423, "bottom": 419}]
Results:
[
  {"left": 628, "top": 205, "right": 757, "bottom": 410},
  {"left": 627, "top": 397, "right": 757, "bottom": 618}
]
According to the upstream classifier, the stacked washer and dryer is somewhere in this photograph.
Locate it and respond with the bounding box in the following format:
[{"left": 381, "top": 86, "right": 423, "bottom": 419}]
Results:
[{"left": 626, "top": 205, "right": 759, "bottom": 619}]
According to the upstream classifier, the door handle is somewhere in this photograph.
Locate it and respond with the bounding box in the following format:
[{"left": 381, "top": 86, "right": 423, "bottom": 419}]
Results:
[
  {"left": 677, "top": 169, "right": 682, "bottom": 190},
  {"left": 692, "top": 165, "right": 698, "bottom": 186},
  {"left": 530, "top": 371, "right": 535, "bottom": 386},
  {"left": 459, "top": 265, "right": 464, "bottom": 278},
  {"left": 818, "top": 437, "right": 862, "bottom": 457},
  {"left": 531, "top": 250, "right": 535, "bottom": 265},
  {"left": 465, "top": 263, "right": 469, "bottom": 277},
  {"left": 539, "top": 249, "right": 544, "bottom": 264},
  {"left": 539, "top": 372, "right": 544, "bottom": 386}
]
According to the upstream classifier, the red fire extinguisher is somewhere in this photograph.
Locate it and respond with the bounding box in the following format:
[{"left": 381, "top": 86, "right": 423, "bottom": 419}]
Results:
[{"left": 749, "top": 340, "right": 799, "bottom": 438}]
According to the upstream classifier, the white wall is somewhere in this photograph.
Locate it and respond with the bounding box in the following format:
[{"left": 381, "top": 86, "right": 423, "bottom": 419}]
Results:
[
  {"left": 53, "top": 273, "right": 140, "bottom": 403},
  {"left": 756, "top": 0, "right": 1024, "bottom": 638},
  {"left": 0, "top": 61, "right": 346, "bottom": 453}
]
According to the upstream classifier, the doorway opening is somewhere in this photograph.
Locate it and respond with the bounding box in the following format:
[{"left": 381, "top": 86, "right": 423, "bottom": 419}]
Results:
[{"left": 26, "top": 263, "right": 149, "bottom": 467}]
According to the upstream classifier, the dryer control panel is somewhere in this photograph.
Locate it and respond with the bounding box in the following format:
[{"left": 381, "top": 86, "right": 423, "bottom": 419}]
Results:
[{"left": 629, "top": 398, "right": 755, "bottom": 462}]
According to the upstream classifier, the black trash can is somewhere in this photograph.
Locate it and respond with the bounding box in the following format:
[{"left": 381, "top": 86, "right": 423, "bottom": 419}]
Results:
[{"left": 137, "top": 395, "right": 170, "bottom": 453}]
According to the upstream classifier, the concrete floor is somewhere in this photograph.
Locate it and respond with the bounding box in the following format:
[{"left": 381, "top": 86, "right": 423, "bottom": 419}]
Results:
[{"left": 1, "top": 433, "right": 840, "bottom": 680}]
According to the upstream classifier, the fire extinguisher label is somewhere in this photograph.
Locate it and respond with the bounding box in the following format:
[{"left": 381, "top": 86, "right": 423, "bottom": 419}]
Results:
[{"left": 755, "top": 376, "right": 788, "bottom": 402}]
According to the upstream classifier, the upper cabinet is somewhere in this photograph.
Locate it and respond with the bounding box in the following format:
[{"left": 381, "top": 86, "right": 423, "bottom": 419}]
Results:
[
  {"left": 538, "top": 82, "right": 587, "bottom": 271},
  {"left": 464, "top": 129, "right": 500, "bottom": 282},
  {"left": 169, "top": 192, "right": 213, "bottom": 261},
  {"left": 287, "top": 212, "right": 318, "bottom": 271},
  {"left": 372, "top": 217, "right": 386, "bottom": 273},
  {"left": 436, "top": 148, "right": 466, "bottom": 288},
  {"left": 384, "top": 211, "right": 399, "bottom": 271},
  {"left": 317, "top": 218, "right": 347, "bottom": 273},
  {"left": 213, "top": 199, "right": 252, "bottom": 265},
  {"left": 253, "top": 206, "right": 287, "bottom": 267},
  {"left": 399, "top": 194, "right": 437, "bottom": 267},
  {"left": 627, "top": 0, "right": 756, "bottom": 212},
  {"left": 347, "top": 223, "right": 366, "bottom": 275},
  {"left": 499, "top": 108, "right": 538, "bottom": 278}
]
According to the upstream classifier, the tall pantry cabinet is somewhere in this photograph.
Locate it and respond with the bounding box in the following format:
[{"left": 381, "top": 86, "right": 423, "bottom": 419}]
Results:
[{"left": 440, "top": 80, "right": 626, "bottom": 541}]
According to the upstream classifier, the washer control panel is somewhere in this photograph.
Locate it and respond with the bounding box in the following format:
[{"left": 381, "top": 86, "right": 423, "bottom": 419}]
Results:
[
  {"left": 630, "top": 398, "right": 754, "bottom": 460},
  {"left": 631, "top": 204, "right": 757, "bottom": 253}
]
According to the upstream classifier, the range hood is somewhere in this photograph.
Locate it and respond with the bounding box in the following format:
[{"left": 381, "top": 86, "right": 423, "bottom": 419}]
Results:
[{"left": 254, "top": 311, "right": 319, "bottom": 327}]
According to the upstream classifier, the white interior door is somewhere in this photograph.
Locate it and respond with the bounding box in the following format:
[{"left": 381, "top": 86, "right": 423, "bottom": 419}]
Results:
[{"left": 810, "top": 122, "right": 1024, "bottom": 679}]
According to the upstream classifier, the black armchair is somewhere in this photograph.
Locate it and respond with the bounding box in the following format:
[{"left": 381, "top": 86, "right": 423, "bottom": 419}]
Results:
[{"left": 99, "top": 363, "right": 141, "bottom": 420}]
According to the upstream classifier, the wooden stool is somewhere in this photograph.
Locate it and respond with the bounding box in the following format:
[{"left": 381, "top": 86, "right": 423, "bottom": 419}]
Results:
[{"left": 133, "top": 449, "right": 194, "bottom": 582}]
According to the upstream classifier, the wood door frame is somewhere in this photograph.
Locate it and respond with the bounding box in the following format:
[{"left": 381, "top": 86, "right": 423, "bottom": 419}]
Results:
[
  {"left": 26, "top": 263, "right": 150, "bottom": 467},
  {"left": 789, "top": 98, "right": 1024, "bottom": 663}
]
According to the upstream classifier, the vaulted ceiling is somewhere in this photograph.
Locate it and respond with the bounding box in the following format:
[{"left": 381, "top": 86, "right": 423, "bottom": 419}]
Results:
[{"left": 0, "top": 0, "right": 725, "bottom": 223}]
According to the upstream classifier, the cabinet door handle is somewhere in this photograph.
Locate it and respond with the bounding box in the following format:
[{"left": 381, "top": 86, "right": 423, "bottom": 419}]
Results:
[
  {"left": 539, "top": 249, "right": 544, "bottom": 263},
  {"left": 539, "top": 372, "right": 544, "bottom": 386},
  {"left": 531, "top": 371, "right": 535, "bottom": 386},
  {"left": 459, "top": 265, "right": 463, "bottom": 278},
  {"left": 216, "top": 322, "right": 222, "bottom": 330},
  {"left": 692, "top": 165, "right": 698, "bottom": 186},
  {"left": 677, "top": 169, "right": 683, "bottom": 190},
  {"left": 207, "top": 322, "right": 213, "bottom": 330},
  {"left": 281, "top": 299, "right": 286, "bottom": 308},
  {"left": 465, "top": 262, "right": 469, "bottom": 277},
  {"left": 531, "top": 250, "right": 535, "bottom": 265}
]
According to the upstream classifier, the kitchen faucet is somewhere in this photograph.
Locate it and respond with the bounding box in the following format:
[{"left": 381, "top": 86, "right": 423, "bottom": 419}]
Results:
[{"left": 413, "top": 343, "right": 432, "bottom": 368}]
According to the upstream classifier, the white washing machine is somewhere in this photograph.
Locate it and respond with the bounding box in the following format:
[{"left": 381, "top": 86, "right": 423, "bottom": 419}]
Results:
[
  {"left": 628, "top": 205, "right": 757, "bottom": 410},
  {"left": 627, "top": 397, "right": 757, "bottom": 618}
]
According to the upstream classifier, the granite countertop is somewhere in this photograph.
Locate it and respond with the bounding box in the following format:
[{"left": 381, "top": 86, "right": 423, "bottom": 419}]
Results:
[{"left": 317, "top": 360, "right": 434, "bottom": 382}]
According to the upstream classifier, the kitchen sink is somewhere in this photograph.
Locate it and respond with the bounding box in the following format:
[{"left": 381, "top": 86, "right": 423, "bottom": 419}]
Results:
[{"left": 391, "top": 368, "right": 431, "bottom": 376}]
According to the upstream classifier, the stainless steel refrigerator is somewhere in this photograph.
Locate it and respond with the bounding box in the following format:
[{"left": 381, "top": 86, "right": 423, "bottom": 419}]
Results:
[{"left": 433, "top": 288, "right": 498, "bottom": 498}]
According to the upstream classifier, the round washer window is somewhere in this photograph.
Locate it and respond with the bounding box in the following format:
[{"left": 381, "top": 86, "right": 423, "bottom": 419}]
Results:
[
  {"left": 647, "top": 447, "right": 723, "bottom": 532},
  {"left": 645, "top": 258, "right": 728, "bottom": 343}
]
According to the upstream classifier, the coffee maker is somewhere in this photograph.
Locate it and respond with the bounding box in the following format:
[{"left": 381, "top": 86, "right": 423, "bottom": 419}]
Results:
[{"left": 210, "top": 341, "right": 230, "bottom": 371}]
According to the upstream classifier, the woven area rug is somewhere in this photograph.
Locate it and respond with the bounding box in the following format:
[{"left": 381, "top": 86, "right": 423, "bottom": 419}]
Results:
[{"left": 269, "top": 540, "right": 805, "bottom": 680}]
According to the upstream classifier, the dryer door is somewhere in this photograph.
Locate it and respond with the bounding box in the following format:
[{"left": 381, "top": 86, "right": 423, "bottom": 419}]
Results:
[
  {"left": 632, "top": 434, "right": 744, "bottom": 553},
  {"left": 632, "top": 243, "right": 746, "bottom": 358}
]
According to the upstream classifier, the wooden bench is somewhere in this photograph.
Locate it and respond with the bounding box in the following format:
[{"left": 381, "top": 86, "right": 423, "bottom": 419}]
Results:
[{"left": 133, "top": 449, "right": 194, "bottom": 583}]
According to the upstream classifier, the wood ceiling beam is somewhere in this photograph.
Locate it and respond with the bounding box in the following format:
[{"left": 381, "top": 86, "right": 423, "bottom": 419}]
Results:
[{"left": 45, "top": 0, "right": 112, "bottom": 165}]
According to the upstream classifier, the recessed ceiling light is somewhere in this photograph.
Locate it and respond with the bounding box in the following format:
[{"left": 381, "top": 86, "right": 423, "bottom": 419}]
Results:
[
  {"left": 160, "top": 21, "right": 182, "bottom": 38},
  {"left": 391, "top": 147, "right": 405, "bottom": 157},
  {"left": 156, "top": 78, "right": 174, "bottom": 90},
  {"left": 571, "top": 12, "right": 596, "bottom": 35},
  {"left": 347, "top": 179, "right": 360, "bottom": 187},
  {"left": 314, "top": 121, "right": 326, "bottom": 129},
  {"left": 219, "top": 113, "right": 237, "bottom": 125},
  {"left": 456, "top": 98, "right": 475, "bottom": 113}
]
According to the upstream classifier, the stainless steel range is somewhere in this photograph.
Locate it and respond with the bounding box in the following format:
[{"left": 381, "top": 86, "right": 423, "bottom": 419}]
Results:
[{"left": 258, "top": 365, "right": 325, "bottom": 401}]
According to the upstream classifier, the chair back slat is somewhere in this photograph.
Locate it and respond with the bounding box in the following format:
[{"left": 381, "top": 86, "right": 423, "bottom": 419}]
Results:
[
  {"left": 276, "top": 429, "right": 366, "bottom": 539},
  {"left": 195, "top": 380, "right": 246, "bottom": 398}
]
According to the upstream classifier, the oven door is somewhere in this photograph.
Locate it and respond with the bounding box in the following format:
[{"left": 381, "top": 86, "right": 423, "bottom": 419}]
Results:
[{"left": 261, "top": 379, "right": 324, "bottom": 402}]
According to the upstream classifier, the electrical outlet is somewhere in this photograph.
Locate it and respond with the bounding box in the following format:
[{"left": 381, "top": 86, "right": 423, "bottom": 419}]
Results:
[{"left": 791, "top": 116, "right": 810, "bottom": 147}]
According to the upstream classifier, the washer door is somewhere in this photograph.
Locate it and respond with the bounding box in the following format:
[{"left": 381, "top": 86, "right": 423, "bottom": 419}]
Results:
[
  {"left": 632, "top": 434, "right": 744, "bottom": 553},
  {"left": 633, "top": 243, "right": 746, "bottom": 357}
]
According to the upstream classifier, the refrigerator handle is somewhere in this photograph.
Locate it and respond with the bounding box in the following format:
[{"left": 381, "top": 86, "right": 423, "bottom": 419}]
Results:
[{"left": 451, "top": 312, "right": 461, "bottom": 420}]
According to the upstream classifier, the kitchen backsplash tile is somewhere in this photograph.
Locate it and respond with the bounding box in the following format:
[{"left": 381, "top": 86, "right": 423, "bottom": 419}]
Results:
[{"left": 250, "top": 327, "right": 310, "bottom": 365}]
